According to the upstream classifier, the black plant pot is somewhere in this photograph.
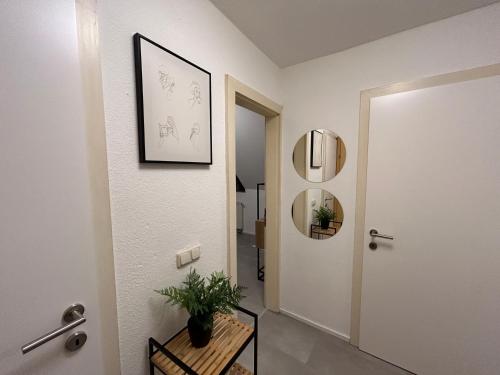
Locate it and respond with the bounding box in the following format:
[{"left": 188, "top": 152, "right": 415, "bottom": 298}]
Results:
[
  {"left": 187, "top": 313, "right": 214, "bottom": 348},
  {"left": 320, "top": 219, "right": 330, "bottom": 229}
]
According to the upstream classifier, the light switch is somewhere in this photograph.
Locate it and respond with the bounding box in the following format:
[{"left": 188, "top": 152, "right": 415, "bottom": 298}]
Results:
[
  {"left": 176, "top": 250, "right": 192, "bottom": 268},
  {"left": 176, "top": 245, "right": 200, "bottom": 268},
  {"left": 191, "top": 246, "right": 200, "bottom": 260}
]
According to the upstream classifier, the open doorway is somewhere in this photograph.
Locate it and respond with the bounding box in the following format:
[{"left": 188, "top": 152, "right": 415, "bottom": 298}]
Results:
[
  {"left": 235, "top": 105, "right": 266, "bottom": 315},
  {"left": 225, "top": 75, "right": 282, "bottom": 312}
]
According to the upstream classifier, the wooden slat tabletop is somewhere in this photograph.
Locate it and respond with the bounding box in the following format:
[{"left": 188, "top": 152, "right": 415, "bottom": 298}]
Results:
[{"left": 151, "top": 313, "right": 254, "bottom": 375}]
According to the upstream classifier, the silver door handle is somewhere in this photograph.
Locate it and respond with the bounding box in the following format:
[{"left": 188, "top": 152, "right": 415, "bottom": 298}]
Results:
[
  {"left": 369, "top": 229, "right": 394, "bottom": 240},
  {"left": 21, "top": 303, "right": 86, "bottom": 354}
]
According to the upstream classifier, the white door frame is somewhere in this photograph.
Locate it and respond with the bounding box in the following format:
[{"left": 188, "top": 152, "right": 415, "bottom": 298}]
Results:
[
  {"left": 76, "top": 0, "right": 121, "bottom": 372},
  {"left": 225, "top": 76, "right": 282, "bottom": 312},
  {"left": 350, "top": 63, "right": 500, "bottom": 346}
]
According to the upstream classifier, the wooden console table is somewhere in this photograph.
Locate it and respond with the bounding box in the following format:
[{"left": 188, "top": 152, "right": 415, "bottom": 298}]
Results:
[{"left": 149, "top": 306, "right": 257, "bottom": 375}]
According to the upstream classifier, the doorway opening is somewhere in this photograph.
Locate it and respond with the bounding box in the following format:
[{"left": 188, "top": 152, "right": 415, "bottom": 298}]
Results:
[
  {"left": 235, "top": 105, "right": 266, "bottom": 315},
  {"left": 225, "top": 76, "right": 282, "bottom": 312}
]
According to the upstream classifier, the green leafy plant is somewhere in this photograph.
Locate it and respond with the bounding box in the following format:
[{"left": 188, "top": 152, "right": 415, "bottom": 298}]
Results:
[
  {"left": 155, "top": 269, "right": 244, "bottom": 319},
  {"left": 314, "top": 205, "right": 335, "bottom": 228}
]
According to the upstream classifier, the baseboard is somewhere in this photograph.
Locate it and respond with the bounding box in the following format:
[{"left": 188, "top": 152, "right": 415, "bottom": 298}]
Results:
[{"left": 280, "top": 308, "right": 350, "bottom": 342}]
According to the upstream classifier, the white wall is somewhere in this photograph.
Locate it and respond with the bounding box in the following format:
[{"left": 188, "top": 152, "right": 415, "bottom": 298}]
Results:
[
  {"left": 98, "top": 0, "right": 281, "bottom": 373},
  {"left": 236, "top": 105, "right": 265, "bottom": 234},
  {"left": 236, "top": 189, "right": 266, "bottom": 235},
  {"left": 281, "top": 3, "right": 500, "bottom": 340},
  {"left": 98, "top": 1, "right": 500, "bottom": 370},
  {"left": 236, "top": 105, "right": 266, "bottom": 188}
]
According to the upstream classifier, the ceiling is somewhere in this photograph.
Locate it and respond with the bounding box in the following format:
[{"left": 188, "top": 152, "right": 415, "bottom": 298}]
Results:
[{"left": 210, "top": 0, "right": 499, "bottom": 67}]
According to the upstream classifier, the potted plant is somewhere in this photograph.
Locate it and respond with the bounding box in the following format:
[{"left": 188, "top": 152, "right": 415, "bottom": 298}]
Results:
[
  {"left": 314, "top": 205, "right": 335, "bottom": 229},
  {"left": 155, "top": 269, "right": 244, "bottom": 348}
]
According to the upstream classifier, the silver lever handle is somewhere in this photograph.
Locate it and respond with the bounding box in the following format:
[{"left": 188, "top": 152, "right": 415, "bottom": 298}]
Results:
[
  {"left": 369, "top": 229, "right": 394, "bottom": 240},
  {"left": 22, "top": 303, "right": 86, "bottom": 354}
]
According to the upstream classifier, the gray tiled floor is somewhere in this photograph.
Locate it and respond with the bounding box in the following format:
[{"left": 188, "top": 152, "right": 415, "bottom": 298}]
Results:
[
  {"left": 236, "top": 233, "right": 411, "bottom": 375},
  {"left": 237, "top": 232, "right": 266, "bottom": 316}
]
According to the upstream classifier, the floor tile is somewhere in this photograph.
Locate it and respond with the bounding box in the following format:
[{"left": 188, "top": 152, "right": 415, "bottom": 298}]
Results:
[
  {"left": 237, "top": 233, "right": 265, "bottom": 316},
  {"left": 235, "top": 233, "right": 411, "bottom": 374},
  {"left": 307, "top": 331, "right": 411, "bottom": 375},
  {"left": 258, "top": 311, "right": 318, "bottom": 364}
]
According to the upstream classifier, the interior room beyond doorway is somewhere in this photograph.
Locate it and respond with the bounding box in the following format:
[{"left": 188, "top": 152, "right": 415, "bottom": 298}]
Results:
[{"left": 235, "top": 105, "right": 266, "bottom": 316}]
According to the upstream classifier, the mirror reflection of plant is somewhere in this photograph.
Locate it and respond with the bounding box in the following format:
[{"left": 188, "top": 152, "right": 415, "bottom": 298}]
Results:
[{"left": 314, "top": 205, "right": 336, "bottom": 229}]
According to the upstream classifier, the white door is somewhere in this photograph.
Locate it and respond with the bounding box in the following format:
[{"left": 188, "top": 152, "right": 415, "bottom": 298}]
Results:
[
  {"left": 0, "top": 1, "right": 112, "bottom": 374},
  {"left": 359, "top": 75, "right": 500, "bottom": 375},
  {"left": 322, "top": 131, "right": 337, "bottom": 180}
]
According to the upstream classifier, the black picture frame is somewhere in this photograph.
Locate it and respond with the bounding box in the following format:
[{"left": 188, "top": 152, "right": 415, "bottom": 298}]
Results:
[{"left": 133, "top": 33, "right": 213, "bottom": 164}]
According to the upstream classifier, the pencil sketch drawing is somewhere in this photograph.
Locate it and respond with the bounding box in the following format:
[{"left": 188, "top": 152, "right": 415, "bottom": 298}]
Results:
[
  {"left": 158, "top": 116, "right": 178, "bottom": 146},
  {"left": 135, "top": 34, "right": 211, "bottom": 162},
  {"left": 158, "top": 69, "right": 175, "bottom": 94},
  {"left": 189, "top": 81, "right": 202, "bottom": 106},
  {"left": 189, "top": 122, "right": 200, "bottom": 150}
]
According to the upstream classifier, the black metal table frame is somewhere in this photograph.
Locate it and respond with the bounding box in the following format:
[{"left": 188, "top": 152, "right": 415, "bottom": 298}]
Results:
[
  {"left": 149, "top": 305, "right": 258, "bottom": 375},
  {"left": 256, "top": 183, "right": 265, "bottom": 282}
]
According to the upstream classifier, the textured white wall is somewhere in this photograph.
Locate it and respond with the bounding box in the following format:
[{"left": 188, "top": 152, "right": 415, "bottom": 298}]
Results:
[
  {"left": 236, "top": 105, "right": 266, "bottom": 188},
  {"left": 99, "top": 0, "right": 500, "bottom": 371},
  {"left": 98, "top": 0, "right": 281, "bottom": 373},
  {"left": 281, "top": 3, "right": 500, "bottom": 339}
]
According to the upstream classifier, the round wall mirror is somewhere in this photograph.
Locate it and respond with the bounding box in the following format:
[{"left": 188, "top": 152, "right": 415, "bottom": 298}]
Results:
[
  {"left": 292, "top": 129, "right": 346, "bottom": 182},
  {"left": 292, "top": 189, "right": 343, "bottom": 240}
]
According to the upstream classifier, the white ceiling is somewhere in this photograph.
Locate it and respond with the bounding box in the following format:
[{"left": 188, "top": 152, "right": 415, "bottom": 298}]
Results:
[{"left": 210, "top": 0, "right": 499, "bottom": 67}]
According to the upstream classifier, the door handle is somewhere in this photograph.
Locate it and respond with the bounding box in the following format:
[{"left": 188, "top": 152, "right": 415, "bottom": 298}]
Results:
[
  {"left": 369, "top": 229, "right": 394, "bottom": 240},
  {"left": 21, "top": 303, "right": 86, "bottom": 354}
]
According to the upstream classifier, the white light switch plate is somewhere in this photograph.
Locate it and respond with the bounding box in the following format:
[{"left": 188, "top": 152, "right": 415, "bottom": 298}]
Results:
[
  {"left": 176, "top": 245, "right": 201, "bottom": 268},
  {"left": 176, "top": 250, "right": 192, "bottom": 268},
  {"left": 191, "top": 246, "right": 200, "bottom": 260}
]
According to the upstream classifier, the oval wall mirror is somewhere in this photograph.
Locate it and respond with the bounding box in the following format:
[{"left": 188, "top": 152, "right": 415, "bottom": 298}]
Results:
[
  {"left": 292, "top": 189, "right": 343, "bottom": 240},
  {"left": 292, "top": 129, "right": 346, "bottom": 182}
]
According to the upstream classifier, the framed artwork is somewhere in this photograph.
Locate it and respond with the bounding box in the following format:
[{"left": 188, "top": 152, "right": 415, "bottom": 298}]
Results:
[
  {"left": 310, "top": 130, "right": 323, "bottom": 168},
  {"left": 133, "top": 33, "right": 212, "bottom": 164}
]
